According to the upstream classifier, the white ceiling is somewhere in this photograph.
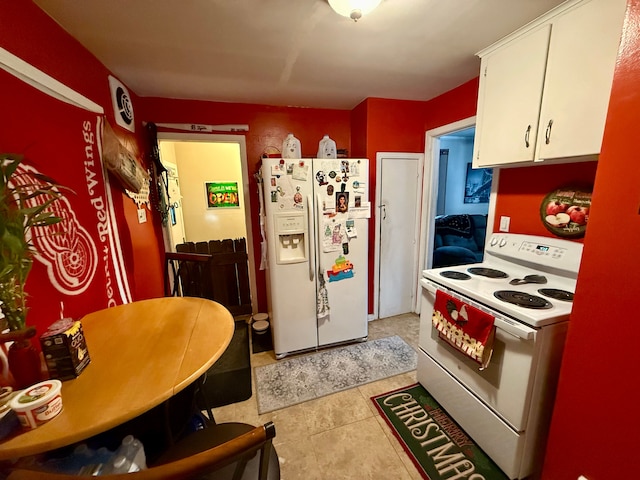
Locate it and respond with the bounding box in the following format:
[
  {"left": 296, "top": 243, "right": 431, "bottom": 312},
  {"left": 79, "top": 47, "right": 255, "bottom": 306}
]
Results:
[{"left": 34, "top": 0, "right": 566, "bottom": 110}]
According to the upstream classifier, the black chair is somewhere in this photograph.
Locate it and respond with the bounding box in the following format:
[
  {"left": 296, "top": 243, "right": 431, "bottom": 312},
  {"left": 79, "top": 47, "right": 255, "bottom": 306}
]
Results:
[
  {"left": 164, "top": 251, "right": 213, "bottom": 298},
  {"left": 164, "top": 250, "right": 253, "bottom": 416}
]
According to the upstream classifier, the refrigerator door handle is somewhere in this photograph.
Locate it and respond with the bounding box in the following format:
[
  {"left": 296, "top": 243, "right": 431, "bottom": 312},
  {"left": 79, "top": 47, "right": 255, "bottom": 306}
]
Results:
[
  {"left": 307, "top": 194, "right": 314, "bottom": 282},
  {"left": 315, "top": 193, "right": 326, "bottom": 277}
]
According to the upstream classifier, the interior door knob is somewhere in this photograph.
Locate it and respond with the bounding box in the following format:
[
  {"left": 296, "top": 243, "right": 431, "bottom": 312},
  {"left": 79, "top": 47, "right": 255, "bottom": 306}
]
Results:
[{"left": 379, "top": 204, "right": 386, "bottom": 220}]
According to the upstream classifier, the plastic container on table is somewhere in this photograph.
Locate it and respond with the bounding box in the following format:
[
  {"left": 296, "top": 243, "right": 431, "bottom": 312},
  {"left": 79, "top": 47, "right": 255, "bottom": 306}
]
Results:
[{"left": 8, "top": 379, "right": 63, "bottom": 429}]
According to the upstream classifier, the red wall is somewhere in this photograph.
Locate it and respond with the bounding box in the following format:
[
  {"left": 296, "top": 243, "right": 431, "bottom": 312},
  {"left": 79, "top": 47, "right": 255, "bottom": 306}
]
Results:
[
  {"left": 542, "top": 0, "right": 640, "bottom": 477},
  {"left": 1, "top": 0, "right": 483, "bottom": 320},
  {"left": 492, "top": 162, "right": 598, "bottom": 240},
  {"left": 356, "top": 80, "right": 481, "bottom": 312},
  {"left": 422, "top": 78, "right": 480, "bottom": 132},
  {"left": 139, "top": 98, "right": 351, "bottom": 311},
  {"left": 358, "top": 97, "right": 430, "bottom": 313},
  {"left": 0, "top": 2, "right": 166, "bottom": 331},
  {"left": 142, "top": 85, "right": 481, "bottom": 315}
]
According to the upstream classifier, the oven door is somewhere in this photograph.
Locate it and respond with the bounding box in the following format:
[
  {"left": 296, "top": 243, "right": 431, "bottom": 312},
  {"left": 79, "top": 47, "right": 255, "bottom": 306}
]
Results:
[{"left": 418, "top": 278, "right": 538, "bottom": 432}]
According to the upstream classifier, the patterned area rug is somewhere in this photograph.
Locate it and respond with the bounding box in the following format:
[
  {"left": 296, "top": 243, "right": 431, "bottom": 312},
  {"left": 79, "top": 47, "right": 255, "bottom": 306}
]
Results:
[
  {"left": 255, "top": 336, "right": 417, "bottom": 414},
  {"left": 372, "top": 383, "right": 509, "bottom": 480}
]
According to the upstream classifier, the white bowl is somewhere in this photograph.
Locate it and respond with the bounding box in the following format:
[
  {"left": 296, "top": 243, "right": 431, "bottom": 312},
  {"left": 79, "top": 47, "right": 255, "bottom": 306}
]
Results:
[{"left": 252, "top": 320, "right": 270, "bottom": 335}]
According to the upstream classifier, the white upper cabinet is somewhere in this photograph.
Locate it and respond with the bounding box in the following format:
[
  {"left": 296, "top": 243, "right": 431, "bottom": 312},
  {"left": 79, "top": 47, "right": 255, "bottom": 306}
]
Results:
[
  {"left": 472, "top": 0, "right": 626, "bottom": 168},
  {"left": 473, "top": 25, "right": 551, "bottom": 167}
]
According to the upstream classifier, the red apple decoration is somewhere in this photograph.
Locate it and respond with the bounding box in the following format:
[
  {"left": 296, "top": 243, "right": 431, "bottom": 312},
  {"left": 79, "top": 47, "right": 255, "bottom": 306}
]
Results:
[
  {"left": 545, "top": 212, "right": 571, "bottom": 227},
  {"left": 546, "top": 201, "right": 569, "bottom": 216},
  {"left": 567, "top": 205, "right": 589, "bottom": 225}
]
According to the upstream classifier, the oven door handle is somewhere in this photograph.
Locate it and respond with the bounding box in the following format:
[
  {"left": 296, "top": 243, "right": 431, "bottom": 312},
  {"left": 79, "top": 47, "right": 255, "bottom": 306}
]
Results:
[{"left": 420, "top": 278, "right": 536, "bottom": 340}]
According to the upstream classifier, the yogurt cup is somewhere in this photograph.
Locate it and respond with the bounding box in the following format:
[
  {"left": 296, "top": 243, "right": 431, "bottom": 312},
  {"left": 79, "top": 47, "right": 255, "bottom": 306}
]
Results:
[{"left": 9, "top": 380, "right": 63, "bottom": 429}]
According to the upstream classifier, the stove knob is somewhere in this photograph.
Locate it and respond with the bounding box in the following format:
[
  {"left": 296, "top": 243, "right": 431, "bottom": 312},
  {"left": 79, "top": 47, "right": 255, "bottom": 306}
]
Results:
[
  {"left": 490, "top": 236, "right": 498, "bottom": 246},
  {"left": 499, "top": 238, "right": 507, "bottom": 247}
]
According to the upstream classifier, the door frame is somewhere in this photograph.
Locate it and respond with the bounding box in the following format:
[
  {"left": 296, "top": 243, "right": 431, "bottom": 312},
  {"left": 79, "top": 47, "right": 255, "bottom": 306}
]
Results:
[
  {"left": 373, "top": 152, "right": 424, "bottom": 320},
  {"left": 157, "top": 132, "right": 258, "bottom": 314},
  {"left": 416, "top": 116, "right": 500, "bottom": 313}
]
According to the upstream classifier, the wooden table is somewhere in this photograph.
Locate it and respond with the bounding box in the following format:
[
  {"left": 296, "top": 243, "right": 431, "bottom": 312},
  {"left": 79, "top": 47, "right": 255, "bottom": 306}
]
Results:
[{"left": 0, "top": 297, "right": 234, "bottom": 461}]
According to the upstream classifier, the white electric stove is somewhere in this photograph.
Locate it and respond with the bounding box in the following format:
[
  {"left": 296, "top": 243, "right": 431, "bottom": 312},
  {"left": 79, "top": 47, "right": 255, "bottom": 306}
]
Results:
[
  {"left": 417, "top": 233, "right": 583, "bottom": 479},
  {"left": 423, "top": 233, "right": 582, "bottom": 327}
]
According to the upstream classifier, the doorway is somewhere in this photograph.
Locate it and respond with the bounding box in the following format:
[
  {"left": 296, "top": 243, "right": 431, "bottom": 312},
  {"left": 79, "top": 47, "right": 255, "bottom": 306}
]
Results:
[
  {"left": 161, "top": 160, "right": 187, "bottom": 249},
  {"left": 374, "top": 152, "right": 424, "bottom": 320},
  {"left": 157, "top": 132, "right": 258, "bottom": 314},
  {"left": 416, "top": 117, "right": 500, "bottom": 312}
]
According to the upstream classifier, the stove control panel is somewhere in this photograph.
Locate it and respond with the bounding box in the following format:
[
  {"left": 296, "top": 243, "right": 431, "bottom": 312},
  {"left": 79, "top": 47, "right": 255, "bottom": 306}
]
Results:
[
  {"left": 520, "top": 241, "right": 566, "bottom": 259},
  {"left": 486, "top": 233, "right": 583, "bottom": 275}
]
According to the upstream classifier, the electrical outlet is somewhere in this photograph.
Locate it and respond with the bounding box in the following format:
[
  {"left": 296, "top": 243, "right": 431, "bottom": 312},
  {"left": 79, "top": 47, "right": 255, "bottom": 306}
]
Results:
[
  {"left": 499, "top": 216, "right": 510, "bottom": 232},
  {"left": 137, "top": 208, "right": 147, "bottom": 224}
]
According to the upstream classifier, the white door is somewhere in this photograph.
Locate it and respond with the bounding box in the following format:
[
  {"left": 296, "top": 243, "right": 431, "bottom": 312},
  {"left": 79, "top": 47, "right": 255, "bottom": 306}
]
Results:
[
  {"left": 376, "top": 153, "right": 423, "bottom": 319},
  {"left": 162, "top": 161, "right": 186, "bottom": 250}
]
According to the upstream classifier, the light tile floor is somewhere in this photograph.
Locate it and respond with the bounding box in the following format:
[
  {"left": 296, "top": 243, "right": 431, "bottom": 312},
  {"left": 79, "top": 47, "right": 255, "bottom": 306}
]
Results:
[{"left": 212, "top": 313, "right": 422, "bottom": 480}]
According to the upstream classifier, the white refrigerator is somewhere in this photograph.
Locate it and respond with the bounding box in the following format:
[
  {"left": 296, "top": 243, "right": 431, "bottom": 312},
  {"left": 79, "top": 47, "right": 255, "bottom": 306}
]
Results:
[{"left": 261, "top": 157, "right": 370, "bottom": 359}]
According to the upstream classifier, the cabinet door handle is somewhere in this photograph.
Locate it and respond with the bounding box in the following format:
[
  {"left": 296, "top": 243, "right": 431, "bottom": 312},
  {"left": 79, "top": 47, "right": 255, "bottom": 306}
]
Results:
[
  {"left": 545, "top": 119, "right": 553, "bottom": 144},
  {"left": 524, "top": 125, "right": 531, "bottom": 148}
]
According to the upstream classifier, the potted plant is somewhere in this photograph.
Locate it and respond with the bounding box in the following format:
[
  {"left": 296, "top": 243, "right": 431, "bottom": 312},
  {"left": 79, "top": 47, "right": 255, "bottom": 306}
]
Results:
[{"left": 0, "top": 153, "right": 68, "bottom": 388}]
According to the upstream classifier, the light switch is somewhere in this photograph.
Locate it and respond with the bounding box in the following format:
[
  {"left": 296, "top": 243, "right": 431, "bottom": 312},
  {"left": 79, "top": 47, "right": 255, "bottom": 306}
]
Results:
[
  {"left": 499, "top": 216, "right": 510, "bottom": 232},
  {"left": 137, "top": 208, "right": 147, "bottom": 223}
]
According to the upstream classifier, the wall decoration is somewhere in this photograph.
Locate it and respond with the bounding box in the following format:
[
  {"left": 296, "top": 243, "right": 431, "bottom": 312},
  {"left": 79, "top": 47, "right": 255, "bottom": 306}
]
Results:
[
  {"left": 540, "top": 186, "right": 592, "bottom": 238},
  {"left": 102, "top": 121, "right": 148, "bottom": 193},
  {"left": 108, "top": 75, "right": 135, "bottom": 132},
  {"left": 205, "top": 181, "right": 240, "bottom": 208},
  {"left": 125, "top": 176, "right": 151, "bottom": 208},
  {"left": 464, "top": 163, "right": 492, "bottom": 204},
  {"left": 1, "top": 65, "right": 133, "bottom": 339},
  {"left": 282, "top": 133, "right": 301, "bottom": 159},
  {"left": 154, "top": 122, "right": 249, "bottom": 133}
]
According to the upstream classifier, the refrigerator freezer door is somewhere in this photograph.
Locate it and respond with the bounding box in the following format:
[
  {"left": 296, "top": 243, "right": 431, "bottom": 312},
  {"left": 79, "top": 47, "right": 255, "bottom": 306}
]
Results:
[
  {"left": 313, "top": 159, "right": 369, "bottom": 346},
  {"left": 262, "top": 159, "right": 317, "bottom": 357}
]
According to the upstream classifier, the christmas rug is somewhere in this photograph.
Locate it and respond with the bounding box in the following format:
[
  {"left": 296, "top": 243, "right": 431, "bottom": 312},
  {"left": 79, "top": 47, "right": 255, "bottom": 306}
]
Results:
[{"left": 371, "top": 383, "right": 509, "bottom": 480}]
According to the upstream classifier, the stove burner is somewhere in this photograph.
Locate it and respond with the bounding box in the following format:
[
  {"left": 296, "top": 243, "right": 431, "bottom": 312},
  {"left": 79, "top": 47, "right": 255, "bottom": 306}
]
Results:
[
  {"left": 440, "top": 271, "right": 471, "bottom": 280},
  {"left": 538, "top": 288, "right": 574, "bottom": 302},
  {"left": 494, "top": 290, "right": 553, "bottom": 309},
  {"left": 468, "top": 267, "right": 508, "bottom": 279}
]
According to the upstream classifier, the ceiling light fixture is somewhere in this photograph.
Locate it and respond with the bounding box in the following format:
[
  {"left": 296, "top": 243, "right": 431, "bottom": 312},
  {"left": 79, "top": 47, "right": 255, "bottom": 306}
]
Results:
[{"left": 328, "top": 0, "right": 382, "bottom": 22}]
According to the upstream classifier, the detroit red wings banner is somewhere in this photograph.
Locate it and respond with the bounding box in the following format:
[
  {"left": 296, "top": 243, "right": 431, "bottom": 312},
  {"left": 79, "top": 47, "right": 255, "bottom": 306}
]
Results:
[{"left": 0, "top": 65, "right": 132, "bottom": 337}]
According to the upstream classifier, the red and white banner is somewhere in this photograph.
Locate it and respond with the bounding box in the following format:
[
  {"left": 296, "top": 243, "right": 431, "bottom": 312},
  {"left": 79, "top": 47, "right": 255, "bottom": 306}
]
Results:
[{"left": 0, "top": 64, "right": 132, "bottom": 336}]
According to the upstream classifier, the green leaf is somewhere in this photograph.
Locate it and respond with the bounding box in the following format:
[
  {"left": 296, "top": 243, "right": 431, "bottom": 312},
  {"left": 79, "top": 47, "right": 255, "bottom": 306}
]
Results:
[
  {"left": 2, "top": 156, "right": 22, "bottom": 179},
  {"left": 0, "top": 153, "right": 68, "bottom": 331}
]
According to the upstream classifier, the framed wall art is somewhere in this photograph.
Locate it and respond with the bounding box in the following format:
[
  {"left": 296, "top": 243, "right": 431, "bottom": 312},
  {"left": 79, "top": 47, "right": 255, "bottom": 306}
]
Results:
[{"left": 464, "top": 164, "right": 492, "bottom": 204}]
